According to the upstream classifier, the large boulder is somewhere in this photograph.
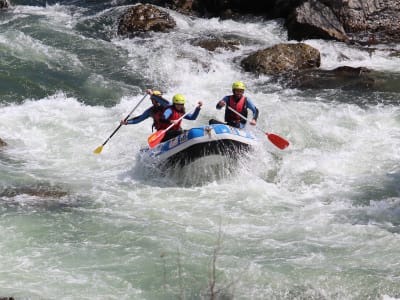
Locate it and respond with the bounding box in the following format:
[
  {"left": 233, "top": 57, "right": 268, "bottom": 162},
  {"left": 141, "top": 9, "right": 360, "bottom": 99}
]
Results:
[
  {"left": 335, "top": 0, "right": 400, "bottom": 43},
  {"left": 286, "top": 1, "right": 349, "bottom": 42},
  {"left": 117, "top": 4, "right": 176, "bottom": 37},
  {"left": 241, "top": 43, "right": 320, "bottom": 75}
]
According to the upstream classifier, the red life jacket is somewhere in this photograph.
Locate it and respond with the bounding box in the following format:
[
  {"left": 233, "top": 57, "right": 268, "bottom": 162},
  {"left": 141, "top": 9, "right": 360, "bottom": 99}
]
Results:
[
  {"left": 158, "top": 106, "right": 184, "bottom": 130},
  {"left": 226, "top": 95, "right": 247, "bottom": 126}
]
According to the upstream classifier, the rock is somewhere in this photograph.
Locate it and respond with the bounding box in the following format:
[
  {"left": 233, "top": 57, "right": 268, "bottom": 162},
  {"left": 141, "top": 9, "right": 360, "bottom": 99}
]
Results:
[
  {"left": 0, "top": 0, "right": 10, "bottom": 9},
  {"left": 286, "top": 0, "right": 349, "bottom": 42},
  {"left": 334, "top": 0, "right": 400, "bottom": 44},
  {"left": 0, "top": 184, "right": 68, "bottom": 198},
  {"left": 117, "top": 4, "right": 176, "bottom": 37},
  {"left": 169, "top": 0, "right": 196, "bottom": 15},
  {"left": 167, "top": 0, "right": 400, "bottom": 44},
  {"left": 241, "top": 43, "right": 320, "bottom": 75},
  {"left": 282, "top": 66, "right": 400, "bottom": 97},
  {"left": 287, "top": 66, "right": 375, "bottom": 90},
  {"left": 0, "top": 138, "right": 7, "bottom": 147},
  {"left": 192, "top": 37, "right": 240, "bottom": 51}
]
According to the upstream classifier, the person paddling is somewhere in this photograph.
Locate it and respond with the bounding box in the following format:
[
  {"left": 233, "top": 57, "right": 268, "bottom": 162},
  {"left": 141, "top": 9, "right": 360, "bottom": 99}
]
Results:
[
  {"left": 120, "top": 89, "right": 170, "bottom": 131},
  {"left": 212, "top": 81, "right": 259, "bottom": 128},
  {"left": 159, "top": 94, "right": 203, "bottom": 142}
]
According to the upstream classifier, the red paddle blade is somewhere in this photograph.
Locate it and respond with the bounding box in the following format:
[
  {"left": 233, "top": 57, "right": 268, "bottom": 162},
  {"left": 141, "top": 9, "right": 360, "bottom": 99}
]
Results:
[
  {"left": 267, "top": 133, "right": 289, "bottom": 150},
  {"left": 148, "top": 130, "right": 166, "bottom": 148}
]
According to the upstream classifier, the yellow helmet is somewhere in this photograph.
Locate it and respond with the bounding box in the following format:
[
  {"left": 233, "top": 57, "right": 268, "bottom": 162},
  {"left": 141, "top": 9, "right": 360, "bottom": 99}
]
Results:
[
  {"left": 173, "top": 94, "right": 185, "bottom": 104},
  {"left": 152, "top": 90, "right": 162, "bottom": 96},
  {"left": 232, "top": 81, "right": 246, "bottom": 90}
]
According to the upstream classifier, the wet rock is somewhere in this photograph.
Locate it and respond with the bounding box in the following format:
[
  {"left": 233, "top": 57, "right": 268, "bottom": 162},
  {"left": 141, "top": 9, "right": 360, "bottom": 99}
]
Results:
[
  {"left": 0, "top": 297, "right": 15, "bottom": 300},
  {"left": 192, "top": 37, "right": 240, "bottom": 52},
  {"left": 168, "top": 0, "right": 195, "bottom": 15},
  {"left": 0, "top": 138, "right": 7, "bottom": 147},
  {"left": 117, "top": 4, "right": 176, "bottom": 37},
  {"left": 166, "top": 0, "right": 400, "bottom": 44},
  {"left": 286, "top": 0, "right": 349, "bottom": 42},
  {"left": 286, "top": 66, "right": 374, "bottom": 90},
  {"left": 241, "top": 43, "right": 320, "bottom": 75},
  {"left": 333, "top": 0, "right": 400, "bottom": 44},
  {"left": 0, "top": 0, "right": 10, "bottom": 9},
  {"left": 284, "top": 66, "right": 400, "bottom": 96}
]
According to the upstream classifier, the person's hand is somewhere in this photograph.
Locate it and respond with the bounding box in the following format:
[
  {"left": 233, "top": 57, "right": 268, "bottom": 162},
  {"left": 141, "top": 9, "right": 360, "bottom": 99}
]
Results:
[
  {"left": 197, "top": 101, "right": 203, "bottom": 108},
  {"left": 218, "top": 100, "right": 225, "bottom": 107},
  {"left": 250, "top": 119, "right": 257, "bottom": 126},
  {"left": 120, "top": 119, "right": 128, "bottom": 125},
  {"left": 145, "top": 89, "right": 153, "bottom": 95}
]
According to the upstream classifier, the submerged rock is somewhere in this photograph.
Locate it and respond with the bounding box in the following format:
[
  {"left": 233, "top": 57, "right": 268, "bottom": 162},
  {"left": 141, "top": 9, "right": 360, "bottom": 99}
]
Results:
[
  {"left": 0, "top": 184, "right": 68, "bottom": 198},
  {"left": 192, "top": 37, "right": 240, "bottom": 52},
  {"left": 117, "top": 4, "right": 176, "bottom": 37},
  {"left": 0, "top": 138, "right": 7, "bottom": 147}
]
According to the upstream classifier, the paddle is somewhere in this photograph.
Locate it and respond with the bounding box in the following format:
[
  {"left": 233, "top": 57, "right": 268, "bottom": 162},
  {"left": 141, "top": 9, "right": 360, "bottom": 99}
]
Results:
[
  {"left": 93, "top": 94, "right": 148, "bottom": 154},
  {"left": 227, "top": 106, "right": 289, "bottom": 150},
  {"left": 147, "top": 110, "right": 193, "bottom": 148}
]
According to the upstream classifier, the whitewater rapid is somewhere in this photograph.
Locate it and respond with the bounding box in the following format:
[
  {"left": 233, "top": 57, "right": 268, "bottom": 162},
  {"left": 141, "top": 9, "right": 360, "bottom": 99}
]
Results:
[{"left": 1, "top": 2, "right": 400, "bottom": 299}]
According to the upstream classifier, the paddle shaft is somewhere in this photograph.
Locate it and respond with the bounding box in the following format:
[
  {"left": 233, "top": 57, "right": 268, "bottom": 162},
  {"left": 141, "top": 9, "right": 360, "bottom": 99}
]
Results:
[
  {"left": 227, "top": 106, "right": 258, "bottom": 129},
  {"left": 101, "top": 94, "right": 148, "bottom": 147},
  {"left": 227, "top": 106, "right": 289, "bottom": 150}
]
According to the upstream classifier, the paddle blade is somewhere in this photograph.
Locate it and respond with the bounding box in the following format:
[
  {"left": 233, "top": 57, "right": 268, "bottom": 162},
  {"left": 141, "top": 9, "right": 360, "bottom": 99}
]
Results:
[
  {"left": 93, "top": 145, "right": 103, "bottom": 154},
  {"left": 267, "top": 133, "right": 289, "bottom": 150},
  {"left": 148, "top": 130, "right": 166, "bottom": 148}
]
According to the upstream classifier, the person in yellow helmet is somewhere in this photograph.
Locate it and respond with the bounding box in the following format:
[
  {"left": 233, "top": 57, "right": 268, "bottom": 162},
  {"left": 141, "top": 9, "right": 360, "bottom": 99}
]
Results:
[
  {"left": 213, "top": 81, "right": 259, "bottom": 128},
  {"left": 159, "top": 93, "right": 203, "bottom": 142},
  {"left": 120, "top": 89, "right": 170, "bottom": 131}
]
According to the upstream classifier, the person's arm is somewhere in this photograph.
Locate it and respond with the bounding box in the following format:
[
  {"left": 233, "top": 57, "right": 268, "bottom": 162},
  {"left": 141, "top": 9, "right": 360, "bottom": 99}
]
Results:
[
  {"left": 152, "top": 95, "right": 170, "bottom": 107},
  {"left": 216, "top": 96, "right": 228, "bottom": 109},
  {"left": 184, "top": 101, "right": 203, "bottom": 120},
  {"left": 121, "top": 108, "right": 151, "bottom": 125},
  {"left": 246, "top": 97, "right": 259, "bottom": 125},
  {"left": 159, "top": 108, "right": 173, "bottom": 124}
]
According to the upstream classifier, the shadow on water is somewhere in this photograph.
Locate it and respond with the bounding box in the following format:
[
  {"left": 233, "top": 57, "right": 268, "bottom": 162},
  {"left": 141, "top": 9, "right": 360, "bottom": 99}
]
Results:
[{"left": 128, "top": 151, "right": 254, "bottom": 187}]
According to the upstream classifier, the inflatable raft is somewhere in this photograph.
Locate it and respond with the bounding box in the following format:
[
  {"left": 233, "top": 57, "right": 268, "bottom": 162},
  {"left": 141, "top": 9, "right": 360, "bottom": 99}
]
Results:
[{"left": 140, "top": 123, "right": 257, "bottom": 168}]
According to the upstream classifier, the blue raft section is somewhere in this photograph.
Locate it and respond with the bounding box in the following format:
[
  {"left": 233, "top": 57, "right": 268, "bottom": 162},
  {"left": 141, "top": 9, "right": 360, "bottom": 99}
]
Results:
[{"left": 140, "top": 123, "right": 257, "bottom": 167}]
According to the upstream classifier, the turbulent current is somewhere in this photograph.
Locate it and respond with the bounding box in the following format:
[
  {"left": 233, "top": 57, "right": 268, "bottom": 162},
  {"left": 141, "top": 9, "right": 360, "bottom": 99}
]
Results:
[{"left": 1, "top": 1, "right": 400, "bottom": 299}]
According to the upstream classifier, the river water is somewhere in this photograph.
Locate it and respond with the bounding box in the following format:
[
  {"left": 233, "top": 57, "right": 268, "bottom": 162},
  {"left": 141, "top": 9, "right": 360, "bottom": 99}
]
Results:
[{"left": 1, "top": 1, "right": 400, "bottom": 299}]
